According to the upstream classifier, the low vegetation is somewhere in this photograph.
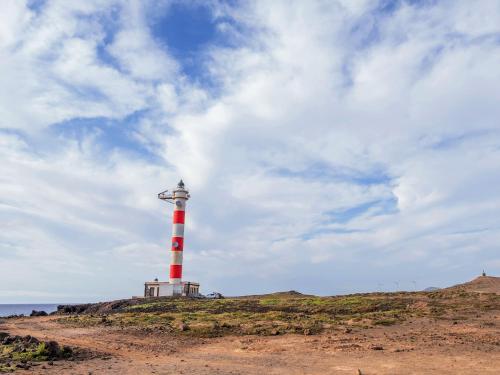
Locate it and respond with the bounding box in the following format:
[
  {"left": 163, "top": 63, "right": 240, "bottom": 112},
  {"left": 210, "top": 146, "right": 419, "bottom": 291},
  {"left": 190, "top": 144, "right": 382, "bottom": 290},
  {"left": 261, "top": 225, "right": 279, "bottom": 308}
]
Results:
[
  {"left": 57, "top": 289, "right": 500, "bottom": 338},
  {"left": 0, "top": 333, "right": 83, "bottom": 373}
]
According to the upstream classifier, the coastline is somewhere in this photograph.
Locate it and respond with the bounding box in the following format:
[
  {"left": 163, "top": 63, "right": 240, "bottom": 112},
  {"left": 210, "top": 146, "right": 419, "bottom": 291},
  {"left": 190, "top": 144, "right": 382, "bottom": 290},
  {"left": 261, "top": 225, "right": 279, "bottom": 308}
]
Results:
[{"left": 0, "top": 304, "right": 59, "bottom": 317}]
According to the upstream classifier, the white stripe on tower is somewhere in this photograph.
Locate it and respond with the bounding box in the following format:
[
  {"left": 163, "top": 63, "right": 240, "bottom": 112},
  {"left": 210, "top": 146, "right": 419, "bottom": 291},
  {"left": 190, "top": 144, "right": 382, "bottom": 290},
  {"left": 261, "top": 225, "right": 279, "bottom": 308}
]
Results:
[
  {"left": 170, "top": 251, "right": 183, "bottom": 265},
  {"left": 172, "top": 224, "right": 184, "bottom": 237}
]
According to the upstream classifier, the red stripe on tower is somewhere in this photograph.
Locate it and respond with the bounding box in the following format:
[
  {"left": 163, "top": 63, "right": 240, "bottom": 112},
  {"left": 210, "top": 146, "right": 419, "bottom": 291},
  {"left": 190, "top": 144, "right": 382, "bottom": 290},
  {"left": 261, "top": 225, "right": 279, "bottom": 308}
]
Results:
[
  {"left": 173, "top": 210, "right": 185, "bottom": 224},
  {"left": 171, "top": 236, "right": 184, "bottom": 251},
  {"left": 170, "top": 264, "right": 182, "bottom": 279}
]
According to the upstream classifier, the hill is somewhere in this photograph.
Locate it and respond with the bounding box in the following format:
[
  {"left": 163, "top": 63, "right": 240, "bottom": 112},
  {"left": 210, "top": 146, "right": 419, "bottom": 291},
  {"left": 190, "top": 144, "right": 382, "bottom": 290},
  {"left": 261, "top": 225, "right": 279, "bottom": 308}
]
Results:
[
  {"left": 448, "top": 275, "right": 500, "bottom": 294},
  {"left": 423, "top": 287, "right": 440, "bottom": 292}
]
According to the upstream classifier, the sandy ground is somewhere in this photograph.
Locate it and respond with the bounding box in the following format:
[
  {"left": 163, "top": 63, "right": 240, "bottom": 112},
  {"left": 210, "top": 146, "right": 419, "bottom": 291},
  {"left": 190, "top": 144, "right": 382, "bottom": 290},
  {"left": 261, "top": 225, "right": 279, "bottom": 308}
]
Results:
[{"left": 1, "top": 313, "right": 499, "bottom": 375}]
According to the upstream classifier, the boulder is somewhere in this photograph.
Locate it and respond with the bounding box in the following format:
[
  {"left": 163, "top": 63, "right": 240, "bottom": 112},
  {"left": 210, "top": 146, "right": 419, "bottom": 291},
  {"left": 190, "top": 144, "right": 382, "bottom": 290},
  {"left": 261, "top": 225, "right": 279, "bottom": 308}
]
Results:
[
  {"left": 45, "top": 341, "right": 61, "bottom": 357},
  {"left": 30, "top": 310, "right": 48, "bottom": 317}
]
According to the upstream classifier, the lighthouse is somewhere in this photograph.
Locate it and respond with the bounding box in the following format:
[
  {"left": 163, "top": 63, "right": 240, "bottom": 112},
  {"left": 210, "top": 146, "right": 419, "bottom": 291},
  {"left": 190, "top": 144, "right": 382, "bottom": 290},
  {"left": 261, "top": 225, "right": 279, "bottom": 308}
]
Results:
[
  {"left": 162, "top": 179, "right": 189, "bottom": 286},
  {"left": 143, "top": 180, "right": 200, "bottom": 298}
]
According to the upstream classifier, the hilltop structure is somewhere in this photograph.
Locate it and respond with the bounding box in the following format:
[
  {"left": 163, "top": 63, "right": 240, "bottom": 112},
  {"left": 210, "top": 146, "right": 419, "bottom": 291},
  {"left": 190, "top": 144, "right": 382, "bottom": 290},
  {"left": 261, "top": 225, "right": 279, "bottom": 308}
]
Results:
[{"left": 144, "top": 180, "right": 200, "bottom": 297}]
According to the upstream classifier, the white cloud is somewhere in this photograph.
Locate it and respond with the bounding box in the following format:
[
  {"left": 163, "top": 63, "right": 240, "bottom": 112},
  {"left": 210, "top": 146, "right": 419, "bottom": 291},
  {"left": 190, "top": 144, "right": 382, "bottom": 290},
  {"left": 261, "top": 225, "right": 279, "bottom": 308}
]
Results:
[
  {"left": 108, "top": 1, "right": 179, "bottom": 81},
  {"left": 0, "top": 0, "right": 33, "bottom": 49},
  {"left": 0, "top": 0, "right": 171, "bottom": 131},
  {"left": 1, "top": 0, "right": 500, "bottom": 302}
]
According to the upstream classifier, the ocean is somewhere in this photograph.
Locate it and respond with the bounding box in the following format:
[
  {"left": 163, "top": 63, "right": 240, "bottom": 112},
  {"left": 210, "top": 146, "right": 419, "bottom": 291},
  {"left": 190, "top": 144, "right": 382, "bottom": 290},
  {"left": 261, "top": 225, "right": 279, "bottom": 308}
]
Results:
[{"left": 0, "top": 304, "right": 59, "bottom": 317}]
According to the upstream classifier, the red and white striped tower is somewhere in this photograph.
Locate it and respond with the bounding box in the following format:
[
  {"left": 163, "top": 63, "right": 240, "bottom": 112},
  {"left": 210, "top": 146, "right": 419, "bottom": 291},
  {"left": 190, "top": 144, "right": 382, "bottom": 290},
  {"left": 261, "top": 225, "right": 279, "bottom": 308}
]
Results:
[{"left": 158, "top": 180, "right": 190, "bottom": 288}]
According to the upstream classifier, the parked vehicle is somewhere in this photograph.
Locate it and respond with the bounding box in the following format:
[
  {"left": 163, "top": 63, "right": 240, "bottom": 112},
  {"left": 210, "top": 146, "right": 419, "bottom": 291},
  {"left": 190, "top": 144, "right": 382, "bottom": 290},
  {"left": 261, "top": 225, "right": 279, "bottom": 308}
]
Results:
[{"left": 205, "top": 292, "right": 224, "bottom": 299}]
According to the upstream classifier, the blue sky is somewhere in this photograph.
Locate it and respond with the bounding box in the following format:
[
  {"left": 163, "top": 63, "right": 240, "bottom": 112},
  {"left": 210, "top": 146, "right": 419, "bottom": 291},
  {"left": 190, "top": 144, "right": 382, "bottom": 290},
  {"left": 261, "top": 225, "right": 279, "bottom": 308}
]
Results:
[{"left": 1, "top": 0, "right": 500, "bottom": 303}]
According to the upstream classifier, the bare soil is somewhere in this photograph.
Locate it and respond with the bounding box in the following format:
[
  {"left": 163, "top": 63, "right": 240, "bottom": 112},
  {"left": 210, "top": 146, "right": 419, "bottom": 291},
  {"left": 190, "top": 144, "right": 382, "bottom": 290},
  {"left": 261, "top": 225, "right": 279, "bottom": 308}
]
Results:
[
  {"left": 1, "top": 313, "right": 499, "bottom": 374},
  {"left": 447, "top": 275, "right": 500, "bottom": 294}
]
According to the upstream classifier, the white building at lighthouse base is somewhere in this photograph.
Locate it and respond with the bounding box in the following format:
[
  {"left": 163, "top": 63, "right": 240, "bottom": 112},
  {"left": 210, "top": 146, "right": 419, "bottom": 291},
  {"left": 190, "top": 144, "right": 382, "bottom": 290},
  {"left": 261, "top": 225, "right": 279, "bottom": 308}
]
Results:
[{"left": 144, "top": 280, "right": 200, "bottom": 297}]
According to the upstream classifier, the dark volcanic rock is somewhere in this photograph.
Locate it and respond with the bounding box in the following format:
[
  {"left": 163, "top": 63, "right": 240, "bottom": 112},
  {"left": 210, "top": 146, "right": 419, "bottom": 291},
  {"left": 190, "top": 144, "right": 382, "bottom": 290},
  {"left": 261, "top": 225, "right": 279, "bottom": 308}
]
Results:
[
  {"left": 30, "top": 310, "right": 48, "bottom": 317},
  {"left": 45, "top": 341, "right": 61, "bottom": 357},
  {"left": 5, "top": 314, "right": 25, "bottom": 319},
  {"left": 56, "top": 304, "right": 94, "bottom": 314},
  {"left": 0, "top": 333, "right": 95, "bottom": 366}
]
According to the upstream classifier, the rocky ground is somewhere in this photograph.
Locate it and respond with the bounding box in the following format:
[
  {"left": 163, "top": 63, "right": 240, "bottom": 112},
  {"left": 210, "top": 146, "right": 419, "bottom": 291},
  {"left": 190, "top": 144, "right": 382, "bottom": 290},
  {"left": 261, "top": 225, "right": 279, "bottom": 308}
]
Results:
[
  {"left": 0, "top": 276, "right": 498, "bottom": 374},
  {"left": 0, "top": 332, "right": 96, "bottom": 372}
]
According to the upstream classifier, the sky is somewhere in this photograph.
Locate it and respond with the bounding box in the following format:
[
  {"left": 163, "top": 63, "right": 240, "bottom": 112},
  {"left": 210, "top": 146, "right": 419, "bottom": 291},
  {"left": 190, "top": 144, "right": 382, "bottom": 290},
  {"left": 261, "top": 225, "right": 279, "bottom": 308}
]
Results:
[{"left": 1, "top": 0, "right": 500, "bottom": 303}]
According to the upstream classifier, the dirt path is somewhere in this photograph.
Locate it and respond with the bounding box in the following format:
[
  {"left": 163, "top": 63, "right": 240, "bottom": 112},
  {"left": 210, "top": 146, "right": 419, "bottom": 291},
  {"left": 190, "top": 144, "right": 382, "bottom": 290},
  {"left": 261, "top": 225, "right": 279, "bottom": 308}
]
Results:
[{"left": 1, "top": 315, "right": 499, "bottom": 374}]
